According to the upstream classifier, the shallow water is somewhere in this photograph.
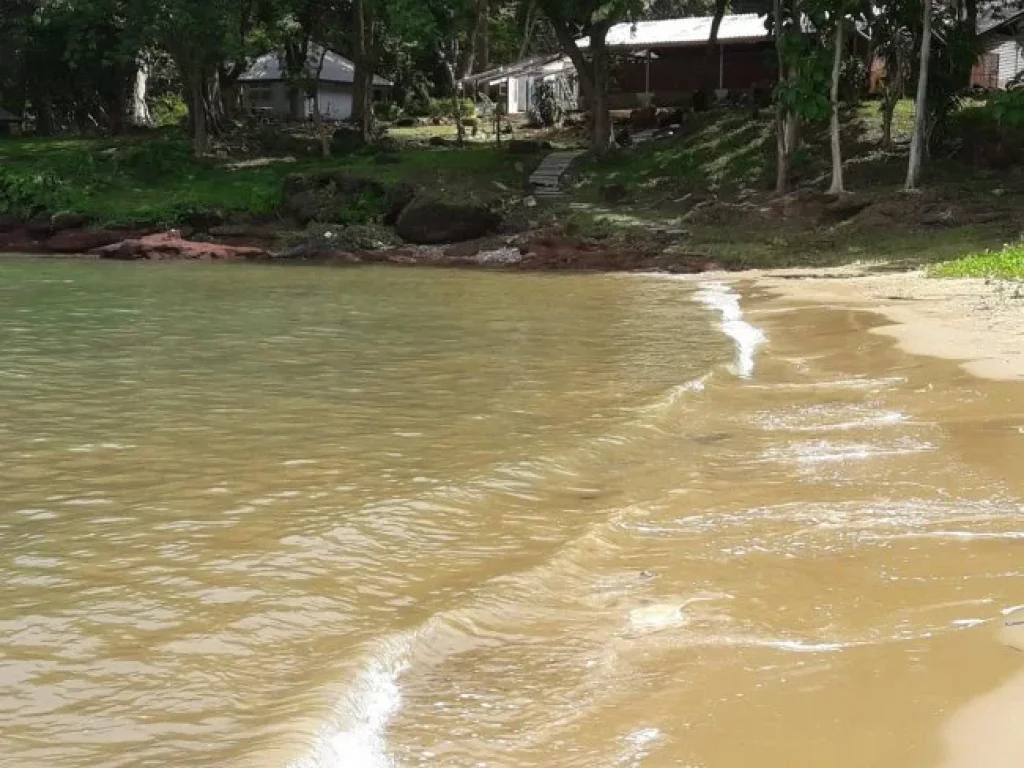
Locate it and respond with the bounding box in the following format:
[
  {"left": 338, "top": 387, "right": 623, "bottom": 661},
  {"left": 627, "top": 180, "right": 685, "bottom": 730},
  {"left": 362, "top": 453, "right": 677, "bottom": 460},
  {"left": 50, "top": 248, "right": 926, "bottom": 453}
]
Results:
[{"left": 1, "top": 261, "right": 1022, "bottom": 768}]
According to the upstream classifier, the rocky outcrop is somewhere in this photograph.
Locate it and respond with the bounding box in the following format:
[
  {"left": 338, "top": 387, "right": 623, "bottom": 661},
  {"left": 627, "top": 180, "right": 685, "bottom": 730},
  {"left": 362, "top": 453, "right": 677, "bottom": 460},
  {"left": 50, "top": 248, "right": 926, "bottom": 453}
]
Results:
[
  {"left": 92, "top": 231, "right": 267, "bottom": 261},
  {"left": 396, "top": 199, "right": 501, "bottom": 244}
]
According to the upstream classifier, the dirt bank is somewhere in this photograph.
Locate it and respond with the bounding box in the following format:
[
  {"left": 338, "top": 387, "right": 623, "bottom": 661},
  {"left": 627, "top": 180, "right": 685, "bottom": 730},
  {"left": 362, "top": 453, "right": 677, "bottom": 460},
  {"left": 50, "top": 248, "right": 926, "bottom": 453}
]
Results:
[{"left": 742, "top": 267, "right": 1024, "bottom": 382}]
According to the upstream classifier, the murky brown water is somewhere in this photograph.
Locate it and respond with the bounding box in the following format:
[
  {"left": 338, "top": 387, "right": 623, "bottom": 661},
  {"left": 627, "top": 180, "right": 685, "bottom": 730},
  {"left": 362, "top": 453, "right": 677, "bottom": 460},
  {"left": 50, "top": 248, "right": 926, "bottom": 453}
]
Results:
[{"left": 1, "top": 261, "right": 1022, "bottom": 768}]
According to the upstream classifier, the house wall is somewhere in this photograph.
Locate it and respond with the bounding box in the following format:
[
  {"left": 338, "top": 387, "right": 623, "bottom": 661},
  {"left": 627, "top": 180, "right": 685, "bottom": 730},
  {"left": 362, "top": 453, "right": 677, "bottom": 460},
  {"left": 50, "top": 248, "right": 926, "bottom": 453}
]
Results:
[
  {"left": 980, "top": 33, "right": 1024, "bottom": 87},
  {"left": 242, "top": 81, "right": 355, "bottom": 119},
  {"left": 611, "top": 42, "right": 777, "bottom": 107}
]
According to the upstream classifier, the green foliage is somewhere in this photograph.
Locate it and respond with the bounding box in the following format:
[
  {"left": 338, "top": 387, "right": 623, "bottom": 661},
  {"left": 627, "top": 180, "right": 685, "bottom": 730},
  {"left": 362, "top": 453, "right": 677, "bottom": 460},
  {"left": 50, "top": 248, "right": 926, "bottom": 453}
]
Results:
[
  {"left": 932, "top": 243, "right": 1024, "bottom": 279},
  {"left": 150, "top": 93, "right": 188, "bottom": 128},
  {"left": 0, "top": 167, "right": 71, "bottom": 218},
  {"left": 373, "top": 101, "right": 403, "bottom": 122},
  {"left": 839, "top": 56, "right": 868, "bottom": 103},
  {"left": 985, "top": 90, "right": 1024, "bottom": 128},
  {"left": 534, "top": 81, "right": 563, "bottom": 127},
  {"left": 775, "top": 42, "right": 832, "bottom": 122},
  {"left": 427, "top": 97, "right": 476, "bottom": 119}
]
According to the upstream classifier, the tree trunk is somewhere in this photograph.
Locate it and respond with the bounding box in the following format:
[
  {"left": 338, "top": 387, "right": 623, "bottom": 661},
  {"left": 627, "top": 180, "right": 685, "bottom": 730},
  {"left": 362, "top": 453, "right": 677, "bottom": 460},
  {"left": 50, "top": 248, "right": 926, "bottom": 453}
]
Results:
[
  {"left": 129, "top": 62, "right": 153, "bottom": 128},
  {"left": 773, "top": 0, "right": 789, "bottom": 193},
  {"left": 191, "top": 75, "right": 208, "bottom": 156},
  {"left": 590, "top": 35, "right": 612, "bottom": 154},
  {"left": 906, "top": 0, "right": 932, "bottom": 190},
  {"left": 35, "top": 91, "right": 55, "bottom": 136},
  {"left": 827, "top": 16, "right": 845, "bottom": 195},
  {"left": 313, "top": 48, "right": 329, "bottom": 156},
  {"left": 352, "top": 0, "right": 375, "bottom": 142},
  {"left": 703, "top": 0, "right": 729, "bottom": 91},
  {"left": 881, "top": 98, "right": 895, "bottom": 149},
  {"left": 549, "top": 17, "right": 611, "bottom": 154}
]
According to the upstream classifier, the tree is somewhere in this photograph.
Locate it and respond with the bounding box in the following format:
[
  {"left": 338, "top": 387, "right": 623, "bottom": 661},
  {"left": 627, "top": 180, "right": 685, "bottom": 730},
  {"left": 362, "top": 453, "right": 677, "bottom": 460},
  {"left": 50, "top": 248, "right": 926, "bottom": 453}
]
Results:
[
  {"left": 905, "top": 0, "right": 931, "bottom": 189},
  {"left": 871, "top": 0, "right": 915, "bottom": 150},
  {"left": 534, "top": 0, "right": 646, "bottom": 154},
  {"left": 827, "top": 13, "right": 845, "bottom": 194}
]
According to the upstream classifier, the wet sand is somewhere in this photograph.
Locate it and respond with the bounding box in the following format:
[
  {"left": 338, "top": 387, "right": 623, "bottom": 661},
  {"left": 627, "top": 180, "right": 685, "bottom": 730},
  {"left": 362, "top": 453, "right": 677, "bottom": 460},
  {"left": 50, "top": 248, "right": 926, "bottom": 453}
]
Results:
[
  {"left": 749, "top": 268, "right": 1024, "bottom": 768},
  {"left": 748, "top": 267, "right": 1024, "bottom": 382}
]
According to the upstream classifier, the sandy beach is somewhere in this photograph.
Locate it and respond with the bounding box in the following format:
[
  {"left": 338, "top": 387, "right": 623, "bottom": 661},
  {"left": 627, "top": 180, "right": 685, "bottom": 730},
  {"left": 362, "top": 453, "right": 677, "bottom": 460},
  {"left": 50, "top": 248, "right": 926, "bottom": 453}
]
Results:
[{"left": 743, "top": 267, "right": 1024, "bottom": 383}]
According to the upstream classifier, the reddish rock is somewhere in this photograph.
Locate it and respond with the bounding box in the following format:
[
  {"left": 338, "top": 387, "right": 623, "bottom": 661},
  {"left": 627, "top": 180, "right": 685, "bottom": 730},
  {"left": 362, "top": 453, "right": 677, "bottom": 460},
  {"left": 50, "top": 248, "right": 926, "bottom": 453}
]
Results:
[
  {"left": 45, "top": 229, "right": 128, "bottom": 253},
  {"left": 92, "top": 231, "right": 268, "bottom": 261}
]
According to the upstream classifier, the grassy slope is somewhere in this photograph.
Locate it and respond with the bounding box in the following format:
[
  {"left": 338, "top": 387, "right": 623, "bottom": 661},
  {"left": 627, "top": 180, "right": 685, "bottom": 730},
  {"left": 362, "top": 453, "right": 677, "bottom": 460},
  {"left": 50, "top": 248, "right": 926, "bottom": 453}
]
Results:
[
  {"left": 0, "top": 132, "right": 530, "bottom": 227},
  {"left": 567, "top": 101, "right": 1024, "bottom": 270}
]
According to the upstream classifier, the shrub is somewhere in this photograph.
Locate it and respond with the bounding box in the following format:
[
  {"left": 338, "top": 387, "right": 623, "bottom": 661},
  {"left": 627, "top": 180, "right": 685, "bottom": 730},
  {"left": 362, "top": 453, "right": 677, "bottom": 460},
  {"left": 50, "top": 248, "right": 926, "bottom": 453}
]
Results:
[
  {"left": 949, "top": 91, "right": 1024, "bottom": 166},
  {"left": 534, "top": 81, "right": 563, "bottom": 127},
  {"left": 373, "top": 101, "right": 402, "bottom": 122},
  {"left": 426, "top": 97, "right": 476, "bottom": 120},
  {"left": 0, "top": 167, "right": 71, "bottom": 217}
]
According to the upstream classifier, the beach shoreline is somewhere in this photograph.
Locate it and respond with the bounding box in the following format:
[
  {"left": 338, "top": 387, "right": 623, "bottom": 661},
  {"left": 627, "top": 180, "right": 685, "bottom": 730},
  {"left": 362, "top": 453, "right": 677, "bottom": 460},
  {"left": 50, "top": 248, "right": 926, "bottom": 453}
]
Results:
[{"left": 733, "top": 267, "right": 1024, "bottom": 383}]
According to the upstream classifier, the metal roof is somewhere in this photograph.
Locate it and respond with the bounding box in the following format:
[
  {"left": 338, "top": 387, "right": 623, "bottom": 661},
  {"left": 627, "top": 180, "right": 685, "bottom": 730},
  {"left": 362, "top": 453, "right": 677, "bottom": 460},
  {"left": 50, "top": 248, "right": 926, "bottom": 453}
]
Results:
[
  {"left": 240, "top": 45, "right": 391, "bottom": 86},
  {"left": 581, "top": 14, "right": 771, "bottom": 50},
  {"left": 464, "top": 54, "right": 573, "bottom": 86},
  {"left": 0, "top": 106, "right": 21, "bottom": 122},
  {"left": 978, "top": 1, "right": 1024, "bottom": 34}
]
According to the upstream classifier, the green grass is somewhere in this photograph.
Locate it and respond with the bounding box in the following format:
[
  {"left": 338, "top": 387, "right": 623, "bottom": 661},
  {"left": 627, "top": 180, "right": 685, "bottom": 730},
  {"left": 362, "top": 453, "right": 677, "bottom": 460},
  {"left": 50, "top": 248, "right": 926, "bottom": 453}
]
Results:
[
  {"left": 932, "top": 243, "right": 1024, "bottom": 279},
  {"left": 0, "top": 132, "right": 531, "bottom": 227}
]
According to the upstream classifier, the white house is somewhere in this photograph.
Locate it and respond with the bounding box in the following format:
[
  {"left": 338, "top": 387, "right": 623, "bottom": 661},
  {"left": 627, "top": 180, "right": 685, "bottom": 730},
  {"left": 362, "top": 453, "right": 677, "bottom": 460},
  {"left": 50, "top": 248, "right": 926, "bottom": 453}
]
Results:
[
  {"left": 975, "top": 4, "right": 1024, "bottom": 88},
  {"left": 463, "top": 54, "right": 576, "bottom": 115},
  {"left": 239, "top": 45, "right": 391, "bottom": 121}
]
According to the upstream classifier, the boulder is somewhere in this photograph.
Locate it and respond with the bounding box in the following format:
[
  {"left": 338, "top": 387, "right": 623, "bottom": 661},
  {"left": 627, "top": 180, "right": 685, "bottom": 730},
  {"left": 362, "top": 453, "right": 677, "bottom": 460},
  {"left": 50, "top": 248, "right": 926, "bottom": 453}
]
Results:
[
  {"left": 45, "top": 229, "right": 126, "bottom": 253},
  {"left": 385, "top": 183, "right": 416, "bottom": 225},
  {"left": 92, "top": 231, "right": 267, "bottom": 261},
  {"left": 396, "top": 199, "right": 502, "bottom": 244},
  {"left": 25, "top": 215, "right": 56, "bottom": 237},
  {"left": 50, "top": 211, "right": 89, "bottom": 231}
]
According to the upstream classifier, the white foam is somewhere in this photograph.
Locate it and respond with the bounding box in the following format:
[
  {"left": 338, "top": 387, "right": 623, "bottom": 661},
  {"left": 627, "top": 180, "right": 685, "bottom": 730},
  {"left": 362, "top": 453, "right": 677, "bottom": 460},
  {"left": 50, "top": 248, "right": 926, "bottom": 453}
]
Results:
[
  {"left": 695, "top": 283, "right": 765, "bottom": 379},
  {"left": 291, "top": 636, "right": 410, "bottom": 768}
]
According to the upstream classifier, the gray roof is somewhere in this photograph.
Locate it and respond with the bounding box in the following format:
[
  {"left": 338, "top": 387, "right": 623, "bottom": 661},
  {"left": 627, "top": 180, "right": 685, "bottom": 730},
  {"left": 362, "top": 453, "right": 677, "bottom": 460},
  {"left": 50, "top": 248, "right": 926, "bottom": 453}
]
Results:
[
  {"left": 239, "top": 45, "right": 391, "bottom": 86},
  {"left": 0, "top": 107, "right": 21, "bottom": 123},
  {"left": 978, "top": 1, "right": 1024, "bottom": 34}
]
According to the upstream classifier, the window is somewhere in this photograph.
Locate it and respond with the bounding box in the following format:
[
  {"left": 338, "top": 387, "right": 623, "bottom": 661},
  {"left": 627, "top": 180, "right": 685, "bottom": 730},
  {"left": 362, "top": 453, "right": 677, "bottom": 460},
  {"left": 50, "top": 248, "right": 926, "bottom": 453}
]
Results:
[{"left": 247, "top": 85, "right": 274, "bottom": 105}]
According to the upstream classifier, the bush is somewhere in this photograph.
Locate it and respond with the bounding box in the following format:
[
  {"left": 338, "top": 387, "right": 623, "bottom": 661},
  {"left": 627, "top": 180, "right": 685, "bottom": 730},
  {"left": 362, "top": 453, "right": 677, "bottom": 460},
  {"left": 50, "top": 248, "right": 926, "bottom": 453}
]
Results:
[
  {"left": 949, "top": 90, "right": 1024, "bottom": 166},
  {"left": 373, "top": 101, "right": 402, "bottom": 122},
  {"left": 534, "top": 81, "right": 563, "bottom": 127},
  {"left": 427, "top": 97, "right": 476, "bottom": 120},
  {"left": 0, "top": 167, "right": 71, "bottom": 217}
]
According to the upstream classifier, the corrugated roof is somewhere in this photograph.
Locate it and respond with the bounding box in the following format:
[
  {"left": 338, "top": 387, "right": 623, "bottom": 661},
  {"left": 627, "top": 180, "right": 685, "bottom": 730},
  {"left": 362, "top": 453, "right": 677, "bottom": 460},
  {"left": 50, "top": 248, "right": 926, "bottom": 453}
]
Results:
[
  {"left": 978, "top": 1, "right": 1024, "bottom": 34},
  {"left": 240, "top": 45, "right": 391, "bottom": 86},
  {"left": 581, "top": 13, "right": 771, "bottom": 50}
]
